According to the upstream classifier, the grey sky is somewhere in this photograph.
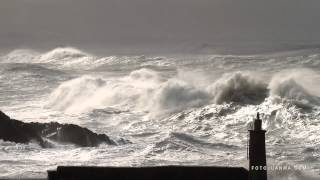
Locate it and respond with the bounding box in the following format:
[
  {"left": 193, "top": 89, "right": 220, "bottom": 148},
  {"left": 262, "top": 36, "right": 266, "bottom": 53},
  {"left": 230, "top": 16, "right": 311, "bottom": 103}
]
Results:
[{"left": 1, "top": 0, "right": 320, "bottom": 53}]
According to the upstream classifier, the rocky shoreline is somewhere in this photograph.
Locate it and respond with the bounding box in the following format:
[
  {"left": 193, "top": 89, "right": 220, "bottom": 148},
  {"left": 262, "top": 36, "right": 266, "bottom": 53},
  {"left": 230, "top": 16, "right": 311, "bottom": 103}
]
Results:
[{"left": 0, "top": 111, "right": 115, "bottom": 148}]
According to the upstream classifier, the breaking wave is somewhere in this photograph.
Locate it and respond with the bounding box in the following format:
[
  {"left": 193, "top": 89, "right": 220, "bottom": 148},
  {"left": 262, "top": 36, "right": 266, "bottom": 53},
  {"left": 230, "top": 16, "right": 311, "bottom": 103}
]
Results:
[
  {"left": 269, "top": 70, "right": 320, "bottom": 107},
  {"left": 151, "top": 79, "right": 211, "bottom": 115},
  {"left": 2, "top": 47, "right": 320, "bottom": 179},
  {"left": 0, "top": 47, "right": 99, "bottom": 70},
  {"left": 47, "top": 75, "right": 107, "bottom": 113},
  {"left": 40, "top": 47, "right": 88, "bottom": 60},
  {"left": 207, "top": 72, "right": 268, "bottom": 104},
  {"left": 46, "top": 68, "right": 320, "bottom": 116},
  {"left": 2, "top": 47, "right": 320, "bottom": 72},
  {"left": 0, "top": 47, "right": 174, "bottom": 70},
  {"left": 0, "top": 49, "right": 39, "bottom": 63}
]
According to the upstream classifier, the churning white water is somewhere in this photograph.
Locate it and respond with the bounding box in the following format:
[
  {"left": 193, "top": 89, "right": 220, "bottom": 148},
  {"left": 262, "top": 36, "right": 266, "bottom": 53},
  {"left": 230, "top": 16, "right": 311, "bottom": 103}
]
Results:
[{"left": 0, "top": 47, "right": 320, "bottom": 179}]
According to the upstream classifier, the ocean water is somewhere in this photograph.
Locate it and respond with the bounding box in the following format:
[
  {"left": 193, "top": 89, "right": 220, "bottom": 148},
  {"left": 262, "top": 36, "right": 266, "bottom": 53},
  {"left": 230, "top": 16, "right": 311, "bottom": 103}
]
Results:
[{"left": 0, "top": 47, "right": 320, "bottom": 179}]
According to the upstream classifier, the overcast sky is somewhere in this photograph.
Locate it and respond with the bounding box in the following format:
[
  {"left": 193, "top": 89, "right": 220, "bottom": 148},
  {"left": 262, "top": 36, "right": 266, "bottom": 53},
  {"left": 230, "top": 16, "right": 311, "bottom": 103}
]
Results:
[{"left": 1, "top": 0, "right": 320, "bottom": 53}]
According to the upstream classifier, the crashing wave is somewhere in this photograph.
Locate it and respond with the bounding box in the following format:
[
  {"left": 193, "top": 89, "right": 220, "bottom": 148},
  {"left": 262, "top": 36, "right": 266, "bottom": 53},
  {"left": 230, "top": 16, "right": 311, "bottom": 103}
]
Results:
[
  {"left": 38, "top": 47, "right": 103, "bottom": 69},
  {"left": 40, "top": 47, "right": 88, "bottom": 61},
  {"left": 0, "top": 49, "right": 39, "bottom": 63},
  {"left": 0, "top": 47, "right": 107, "bottom": 70},
  {"left": 46, "top": 69, "right": 210, "bottom": 115},
  {"left": 150, "top": 79, "right": 211, "bottom": 116},
  {"left": 208, "top": 72, "right": 268, "bottom": 104},
  {"left": 47, "top": 75, "right": 107, "bottom": 113},
  {"left": 270, "top": 78, "right": 320, "bottom": 107},
  {"left": 0, "top": 47, "right": 175, "bottom": 71},
  {"left": 268, "top": 70, "right": 320, "bottom": 108},
  {"left": 46, "top": 67, "right": 320, "bottom": 118}
]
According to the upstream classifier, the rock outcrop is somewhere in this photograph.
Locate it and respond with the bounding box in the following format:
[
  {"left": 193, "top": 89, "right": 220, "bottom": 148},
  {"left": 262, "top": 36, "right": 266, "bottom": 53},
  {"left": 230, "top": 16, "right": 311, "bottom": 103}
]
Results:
[{"left": 0, "top": 111, "right": 115, "bottom": 147}]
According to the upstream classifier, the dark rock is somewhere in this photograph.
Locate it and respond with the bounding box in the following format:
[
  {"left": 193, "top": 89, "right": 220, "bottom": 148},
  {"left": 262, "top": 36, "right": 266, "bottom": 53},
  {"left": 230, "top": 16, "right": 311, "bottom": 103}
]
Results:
[
  {"left": 0, "top": 111, "right": 10, "bottom": 120},
  {"left": 46, "top": 123, "right": 114, "bottom": 147},
  {"left": 0, "top": 111, "right": 115, "bottom": 147}
]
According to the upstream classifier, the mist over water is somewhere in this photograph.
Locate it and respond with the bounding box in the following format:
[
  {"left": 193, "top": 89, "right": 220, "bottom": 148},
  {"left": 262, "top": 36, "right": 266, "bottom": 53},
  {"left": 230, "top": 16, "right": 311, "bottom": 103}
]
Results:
[{"left": 1, "top": 47, "right": 320, "bottom": 179}]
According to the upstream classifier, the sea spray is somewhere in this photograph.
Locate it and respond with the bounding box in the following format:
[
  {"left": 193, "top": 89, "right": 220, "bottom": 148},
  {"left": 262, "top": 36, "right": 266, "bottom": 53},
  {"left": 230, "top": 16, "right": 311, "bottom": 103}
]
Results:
[
  {"left": 1, "top": 48, "right": 320, "bottom": 179},
  {"left": 207, "top": 72, "right": 268, "bottom": 104},
  {"left": 47, "top": 76, "right": 107, "bottom": 113},
  {"left": 47, "top": 69, "right": 320, "bottom": 115},
  {"left": 0, "top": 49, "right": 39, "bottom": 63},
  {"left": 269, "top": 69, "right": 320, "bottom": 109},
  {"left": 150, "top": 79, "right": 210, "bottom": 116}
]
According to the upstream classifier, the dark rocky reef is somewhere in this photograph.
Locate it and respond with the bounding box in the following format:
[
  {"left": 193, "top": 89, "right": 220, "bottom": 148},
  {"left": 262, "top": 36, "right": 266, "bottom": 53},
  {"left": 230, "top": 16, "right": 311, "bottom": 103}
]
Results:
[{"left": 0, "top": 111, "right": 115, "bottom": 148}]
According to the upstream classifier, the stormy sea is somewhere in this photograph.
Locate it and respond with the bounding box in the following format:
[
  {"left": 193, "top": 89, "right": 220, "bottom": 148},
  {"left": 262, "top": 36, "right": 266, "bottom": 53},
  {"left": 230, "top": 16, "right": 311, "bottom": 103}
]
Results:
[{"left": 0, "top": 47, "right": 320, "bottom": 180}]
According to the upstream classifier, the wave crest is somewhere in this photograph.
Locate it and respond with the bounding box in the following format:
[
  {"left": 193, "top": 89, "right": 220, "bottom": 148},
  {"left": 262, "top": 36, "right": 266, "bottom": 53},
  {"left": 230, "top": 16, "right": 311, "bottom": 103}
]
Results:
[
  {"left": 40, "top": 47, "right": 88, "bottom": 61},
  {"left": 208, "top": 72, "right": 268, "bottom": 104},
  {"left": 47, "top": 68, "right": 320, "bottom": 115},
  {"left": 47, "top": 76, "right": 106, "bottom": 113},
  {"left": 0, "top": 49, "right": 39, "bottom": 63},
  {"left": 269, "top": 70, "right": 320, "bottom": 107},
  {"left": 151, "top": 79, "right": 210, "bottom": 115}
]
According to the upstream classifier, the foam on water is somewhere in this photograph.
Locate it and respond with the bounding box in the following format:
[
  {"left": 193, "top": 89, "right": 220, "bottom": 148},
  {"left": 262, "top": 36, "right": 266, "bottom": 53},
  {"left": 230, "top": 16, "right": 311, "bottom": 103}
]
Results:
[
  {"left": 1, "top": 47, "right": 320, "bottom": 179},
  {"left": 46, "top": 68, "right": 320, "bottom": 116},
  {"left": 0, "top": 47, "right": 175, "bottom": 71},
  {"left": 207, "top": 71, "right": 268, "bottom": 104}
]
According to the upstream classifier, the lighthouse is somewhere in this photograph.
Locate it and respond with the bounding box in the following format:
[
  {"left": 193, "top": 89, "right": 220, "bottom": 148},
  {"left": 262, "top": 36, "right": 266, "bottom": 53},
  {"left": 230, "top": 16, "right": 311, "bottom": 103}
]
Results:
[{"left": 248, "top": 113, "right": 267, "bottom": 180}]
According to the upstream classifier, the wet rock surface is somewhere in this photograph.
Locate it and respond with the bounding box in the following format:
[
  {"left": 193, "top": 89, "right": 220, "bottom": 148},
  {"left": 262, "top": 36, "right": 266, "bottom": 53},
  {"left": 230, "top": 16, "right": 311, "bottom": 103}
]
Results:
[{"left": 0, "top": 111, "right": 115, "bottom": 147}]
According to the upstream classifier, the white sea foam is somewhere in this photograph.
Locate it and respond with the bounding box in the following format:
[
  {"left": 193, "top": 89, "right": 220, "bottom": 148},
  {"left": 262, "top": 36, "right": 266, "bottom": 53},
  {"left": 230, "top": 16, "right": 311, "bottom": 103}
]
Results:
[
  {"left": 207, "top": 71, "right": 268, "bottom": 104},
  {"left": 46, "top": 68, "right": 320, "bottom": 119},
  {"left": 269, "top": 69, "right": 320, "bottom": 107},
  {"left": 2, "top": 48, "right": 320, "bottom": 179},
  {"left": 0, "top": 47, "right": 174, "bottom": 70},
  {"left": 150, "top": 79, "right": 210, "bottom": 116},
  {"left": 0, "top": 49, "right": 39, "bottom": 63},
  {"left": 47, "top": 75, "right": 107, "bottom": 113},
  {"left": 47, "top": 68, "right": 209, "bottom": 115}
]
